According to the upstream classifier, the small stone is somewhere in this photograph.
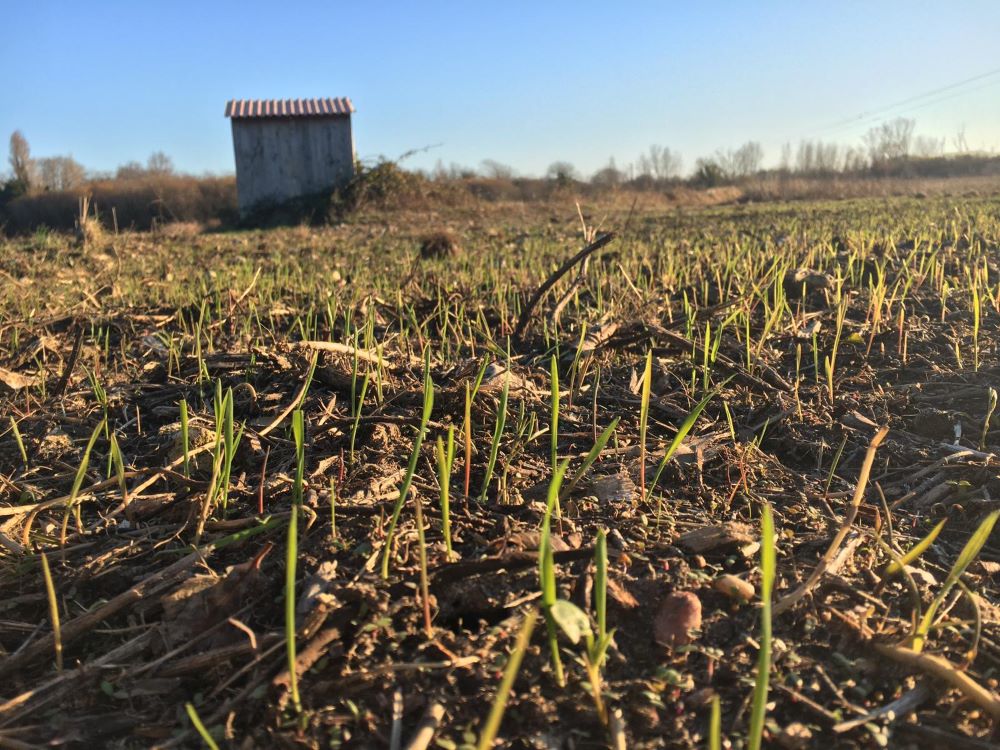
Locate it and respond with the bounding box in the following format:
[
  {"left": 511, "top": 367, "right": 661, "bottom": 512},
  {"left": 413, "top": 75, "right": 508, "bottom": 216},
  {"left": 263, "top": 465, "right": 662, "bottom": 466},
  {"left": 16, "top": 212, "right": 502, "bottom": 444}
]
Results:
[
  {"left": 714, "top": 574, "right": 755, "bottom": 602},
  {"left": 903, "top": 565, "right": 937, "bottom": 587},
  {"left": 776, "top": 722, "right": 813, "bottom": 749},
  {"left": 686, "top": 688, "right": 716, "bottom": 708},
  {"left": 654, "top": 591, "right": 702, "bottom": 648}
]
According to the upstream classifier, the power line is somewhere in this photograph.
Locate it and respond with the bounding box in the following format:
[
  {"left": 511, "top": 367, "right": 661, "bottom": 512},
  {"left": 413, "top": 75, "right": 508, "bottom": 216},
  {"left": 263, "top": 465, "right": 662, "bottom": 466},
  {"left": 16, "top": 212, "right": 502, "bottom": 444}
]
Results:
[
  {"left": 810, "top": 65, "right": 1000, "bottom": 137},
  {"left": 814, "top": 75, "right": 1000, "bottom": 141}
]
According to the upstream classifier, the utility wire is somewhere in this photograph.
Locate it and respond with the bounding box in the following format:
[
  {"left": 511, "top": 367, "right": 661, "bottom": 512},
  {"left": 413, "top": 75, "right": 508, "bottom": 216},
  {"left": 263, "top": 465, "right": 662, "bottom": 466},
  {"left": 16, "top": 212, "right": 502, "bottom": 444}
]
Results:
[
  {"left": 814, "top": 65, "right": 1000, "bottom": 135},
  {"left": 812, "top": 76, "right": 1000, "bottom": 141}
]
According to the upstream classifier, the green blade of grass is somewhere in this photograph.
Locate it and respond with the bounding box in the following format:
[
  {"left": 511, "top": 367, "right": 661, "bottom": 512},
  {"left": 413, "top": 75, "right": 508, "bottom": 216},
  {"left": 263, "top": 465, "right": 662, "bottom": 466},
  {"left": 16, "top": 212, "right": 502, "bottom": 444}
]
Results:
[
  {"left": 540, "top": 459, "right": 570, "bottom": 686},
  {"left": 285, "top": 409, "right": 305, "bottom": 714},
  {"left": 381, "top": 350, "right": 434, "bottom": 578},
  {"left": 479, "top": 363, "right": 510, "bottom": 501},
  {"left": 476, "top": 610, "right": 538, "bottom": 750},
  {"left": 645, "top": 377, "right": 732, "bottom": 502},
  {"left": 913, "top": 509, "right": 1000, "bottom": 652},
  {"left": 885, "top": 519, "right": 946, "bottom": 576},
  {"left": 40, "top": 552, "right": 62, "bottom": 671},
  {"left": 563, "top": 416, "right": 620, "bottom": 497},
  {"left": 748, "top": 503, "right": 775, "bottom": 750},
  {"left": 185, "top": 702, "right": 220, "bottom": 750}
]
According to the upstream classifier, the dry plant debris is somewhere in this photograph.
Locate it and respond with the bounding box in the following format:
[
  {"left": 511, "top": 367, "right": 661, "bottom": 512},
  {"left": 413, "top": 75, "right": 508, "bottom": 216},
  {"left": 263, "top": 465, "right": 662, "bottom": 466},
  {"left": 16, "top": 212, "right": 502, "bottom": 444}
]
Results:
[{"left": 2, "top": 195, "right": 1000, "bottom": 747}]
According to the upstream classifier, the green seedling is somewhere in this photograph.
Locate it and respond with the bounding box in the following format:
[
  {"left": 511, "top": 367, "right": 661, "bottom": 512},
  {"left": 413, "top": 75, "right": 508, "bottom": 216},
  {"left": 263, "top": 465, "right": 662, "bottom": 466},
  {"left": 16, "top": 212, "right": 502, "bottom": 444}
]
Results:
[
  {"left": 562, "top": 417, "right": 620, "bottom": 498},
  {"left": 436, "top": 426, "right": 456, "bottom": 559},
  {"left": 285, "top": 409, "right": 306, "bottom": 714},
  {"left": 9, "top": 416, "right": 28, "bottom": 469},
  {"left": 709, "top": 694, "right": 722, "bottom": 750},
  {"left": 40, "top": 552, "right": 62, "bottom": 671},
  {"left": 476, "top": 610, "right": 537, "bottom": 750},
  {"left": 646, "top": 377, "right": 732, "bottom": 504},
  {"left": 479, "top": 358, "right": 510, "bottom": 501},
  {"left": 185, "top": 702, "right": 220, "bottom": 750},
  {"left": 981, "top": 388, "right": 997, "bottom": 451},
  {"left": 550, "top": 354, "right": 560, "bottom": 472},
  {"left": 748, "top": 503, "right": 775, "bottom": 750},
  {"left": 179, "top": 399, "right": 191, "bottom": 478},
  {"left": 545, "top": 529, "right": 616, "bottom": 729},
  {"left": 639, "top": 350, "right": 652, "bottom": 499},
  {"left": 824, "top": 434, "right": 848, "bottom": 498},
  {"left": 60, "top": 417, "right": 106, "bottom": 546},
  {"left": 349, "top": 369, "right": 370, "bottom": 466},
  {"left": 885, "top": 519, "right": 946, "bottom": 577},
  {"left": 381, "top": 350, "right": 434, "bottom": 579},
  {"left": 912, "top": 510, "right": 999, "bottom": 652},
  {"left": 540, "top": 459, "right": 570, "bottom": 686}
]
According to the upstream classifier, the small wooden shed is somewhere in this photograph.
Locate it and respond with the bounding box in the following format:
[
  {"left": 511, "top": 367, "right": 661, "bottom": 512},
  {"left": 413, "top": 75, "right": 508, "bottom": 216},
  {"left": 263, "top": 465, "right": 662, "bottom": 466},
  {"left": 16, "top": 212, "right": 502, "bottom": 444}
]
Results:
[{"left": 225, "top": 97, "right": 356, "bottom": 216}]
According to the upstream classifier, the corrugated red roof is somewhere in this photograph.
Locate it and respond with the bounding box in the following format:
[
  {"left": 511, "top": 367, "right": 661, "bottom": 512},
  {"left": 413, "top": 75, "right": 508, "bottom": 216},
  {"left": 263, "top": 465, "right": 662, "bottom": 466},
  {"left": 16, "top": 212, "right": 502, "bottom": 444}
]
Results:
[{"left": 225, "top": 98, "right": 354, "bottom": 119}]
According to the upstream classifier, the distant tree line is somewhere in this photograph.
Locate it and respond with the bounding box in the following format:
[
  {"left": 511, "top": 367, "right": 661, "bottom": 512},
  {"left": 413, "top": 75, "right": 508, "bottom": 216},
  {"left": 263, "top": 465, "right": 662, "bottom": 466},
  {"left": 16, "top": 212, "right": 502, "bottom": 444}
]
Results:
[
  {"left": 420, "top": 118, "right": 995, "bottom": 189},
  {"left": 2, "top": 117, "right": 999, "bottom": 234},
  {"left": 1, "top": 130, "right": 177, "bottom": 200},
  {"left": 1, "top": 131, "right": 234, "bottom": 233},
  {"left": 4, "top": 117, "right": 993, "bottom": 203}
]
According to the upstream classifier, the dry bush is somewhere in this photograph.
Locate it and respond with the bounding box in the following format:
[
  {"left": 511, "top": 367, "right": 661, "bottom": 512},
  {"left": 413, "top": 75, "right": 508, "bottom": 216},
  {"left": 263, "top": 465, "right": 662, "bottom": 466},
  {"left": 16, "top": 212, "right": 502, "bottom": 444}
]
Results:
[
  {"left": 740, "top": 175, "right": 1000, "bottom": 203},
  {"left": 335, "top": 161, "right": 428, "bottom": 213},
  {"left": 2, "top": 176, "right": 237, "bottom": 234},
  {"left": 74, "top": 196, "right": 104, "bottom": 247},
  {"left": 151, "top": 220, "right": 204, "bottom": 239},
  {"left": 419, "top": 231, "right": 461, "bottom": 259}
]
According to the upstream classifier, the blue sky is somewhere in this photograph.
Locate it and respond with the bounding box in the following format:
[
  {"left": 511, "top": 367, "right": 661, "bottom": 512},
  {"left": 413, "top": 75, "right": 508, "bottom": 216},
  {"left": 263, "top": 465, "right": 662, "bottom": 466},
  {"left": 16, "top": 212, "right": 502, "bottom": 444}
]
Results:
[{"left": 4, "top": 1, "right": 1000, "bottom": 178}]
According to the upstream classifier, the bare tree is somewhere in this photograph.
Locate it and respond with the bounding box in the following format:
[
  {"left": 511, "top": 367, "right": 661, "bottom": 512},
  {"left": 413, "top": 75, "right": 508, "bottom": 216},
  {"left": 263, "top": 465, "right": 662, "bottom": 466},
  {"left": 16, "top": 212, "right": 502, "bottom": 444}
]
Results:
[
  {"left": 779, "top": 142, "right": 792, "bottom": 172},
  {"left": 479, "top": 159, "right": 516, "bottom": 179},
  {"left": 8, "top": 130, "right": 34, "bottom": 189},
  {"left": 433, "top": 161, "right": 476, "bottom": 180},
  {"left": 912, "top": 135, "right": 945, "bottom": 159},
  {"left": 693, "top": 157, "right": 726, "bottom": 187},
  {"left": 842, "top": 146, "right": 867, "bottom": 173},
  {"left": 862, "top": 117, "right": 915, "bottom": 166},
  {"left": 147, "top": 151, "right": 175, "bottom": 175},
  {"left": 36, "top": 156, "right": 86, "bottom": 191},
  {"left": 952, "top": 125, "right": 968, "bottom": 154},
  {"left": 732, "top": 141, "right": 764, "bottom": 176},
  {"left": 710, "top": 141, "right": 763, "bottom": 179},
  {"left": 116, "top": 161, "right": 146, "bottom": 180},
  {"left": 795, "top": 140, "right": 841, "bottom": 175},
  {"left": 636, "top": 145, "right": 682, "bottom": 180}
]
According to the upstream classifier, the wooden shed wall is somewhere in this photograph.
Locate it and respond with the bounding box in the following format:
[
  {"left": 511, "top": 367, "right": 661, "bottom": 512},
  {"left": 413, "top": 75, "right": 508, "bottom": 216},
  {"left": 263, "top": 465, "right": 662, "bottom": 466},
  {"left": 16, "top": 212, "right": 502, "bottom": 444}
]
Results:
[{"left": 231, "top": 116, "right": 354, "bottom": 215}]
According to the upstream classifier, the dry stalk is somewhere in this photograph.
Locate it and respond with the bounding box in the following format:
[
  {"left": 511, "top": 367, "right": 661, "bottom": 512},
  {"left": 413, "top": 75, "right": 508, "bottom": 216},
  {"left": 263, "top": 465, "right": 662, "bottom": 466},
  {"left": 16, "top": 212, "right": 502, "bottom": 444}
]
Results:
[
  {"left": 774, "top": 425, "right": 888, "bottom": 615},
  {"left": 872, "top": 643, "right": 1000, "bottom": 721}
]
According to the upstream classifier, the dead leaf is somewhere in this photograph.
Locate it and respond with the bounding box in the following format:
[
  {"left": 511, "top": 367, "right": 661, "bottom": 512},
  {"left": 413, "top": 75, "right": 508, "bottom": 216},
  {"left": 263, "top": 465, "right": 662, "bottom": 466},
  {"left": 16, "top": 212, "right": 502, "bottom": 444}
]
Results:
[
  {"left": 580, "top": 321, "right": 619, "bottom": 353},
  {"left": 585, "top": 472, "right": 635, "bottom": 504},
  {"left": 678, "top": 522, "right": 755, "bottom": 553},
  {"left": 297, "top": 560, "right": 339, "bottom": 615},
  {"left": 502, "top": 531, "right": 569, "bottom": 552},
  {"left": 974, "top": 560, "right": 1000, "bottom": 576},
  {"left": 841, "top": 410, "right": 878, "bottom": 432},
  {"left": 159, "top": 543, "right": 273, "bottom": 649},
  {"left": 607, "top": 578, "right": 639, "bottom": 609},
  {"left": 904, "top": 565, "right": 937, "bottom": 588},
  {"left": 0, "top": 367, "right": 41, "bottom": 391}
]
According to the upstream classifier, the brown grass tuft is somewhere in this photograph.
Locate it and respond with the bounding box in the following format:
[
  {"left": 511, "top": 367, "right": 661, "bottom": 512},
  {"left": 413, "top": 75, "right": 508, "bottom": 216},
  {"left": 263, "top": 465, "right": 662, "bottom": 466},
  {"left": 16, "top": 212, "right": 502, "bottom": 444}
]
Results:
[{"left": 419, "top": 231, "right": 462, "bottom": 259}]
